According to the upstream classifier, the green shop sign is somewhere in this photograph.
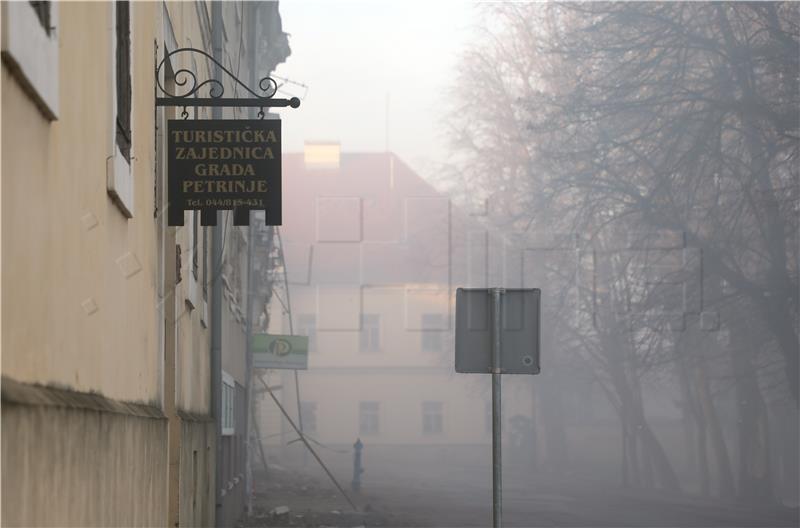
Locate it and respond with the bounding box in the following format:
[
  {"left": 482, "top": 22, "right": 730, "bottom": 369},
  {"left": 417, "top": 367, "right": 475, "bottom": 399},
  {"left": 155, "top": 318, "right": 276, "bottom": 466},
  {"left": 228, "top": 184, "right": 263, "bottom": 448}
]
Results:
[{"left": 252, "top": 334, "right": 308, "bottom": 370}]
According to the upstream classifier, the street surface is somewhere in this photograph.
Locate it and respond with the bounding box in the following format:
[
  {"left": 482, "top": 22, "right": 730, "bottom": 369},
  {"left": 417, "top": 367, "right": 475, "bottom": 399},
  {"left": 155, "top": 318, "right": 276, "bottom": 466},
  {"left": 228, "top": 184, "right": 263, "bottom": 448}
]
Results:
[{"left": 242, "top": 456, "right": 799, "bottom": 528}]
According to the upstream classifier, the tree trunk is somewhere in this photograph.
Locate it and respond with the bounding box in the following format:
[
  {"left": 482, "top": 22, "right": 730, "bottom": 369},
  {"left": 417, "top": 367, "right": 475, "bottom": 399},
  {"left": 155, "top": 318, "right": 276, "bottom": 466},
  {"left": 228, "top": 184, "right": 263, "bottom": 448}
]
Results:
[
  {"left": 609, "top": 353, "right": 680, "bottom": 492},
  {"left": 696, "top": 421, "right": 710, "bottom": 497},
  {"left": 693, "top": 345, "right": 736, "bottom": 499},
  {"left": 540, "top": 373, "right": 569, "bottom": 471},
  {"left": 638, "top": 417, "right": 682, "bottom": 492},
  {"left": 716, "top": 4, "right": 799, "bottom": 404},
  {"left": 675, "top": 352, "right": 708, "bottom": 495},
  {"left": 729, "top": 321, "right": 774, "bottom": 504},
  {"left": 621, "top": 423, "right": 630, "bottom": 487}
]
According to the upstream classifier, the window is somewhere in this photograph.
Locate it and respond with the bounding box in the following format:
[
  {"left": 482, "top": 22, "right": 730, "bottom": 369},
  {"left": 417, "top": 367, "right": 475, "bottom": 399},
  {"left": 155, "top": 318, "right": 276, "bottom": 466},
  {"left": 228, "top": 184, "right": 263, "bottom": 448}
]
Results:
[
  {"left": 29, "top": 2, "right": 51, "bottom": 35},
  {"left": 297, "top": 314, "right": 317, "bottom": 352},
  {"left": 1, "top": 1, "right": 59, "bottom": 119},
  {"left": 199, "top": 217, "right": 209, "bottom": 326},
  {"left": 300, "top": 401, "right": 317, "bottom": 435},
  {"left": 185, "top": 211, "right": 201, "bottom": 309},
  {"left": 421, "top": 313, "right": 444, "bottom": 352},
  {"left": 115, "top": 0, "right": 131, "bottom": 162},
  {"left": 192, "top": 212, "right": 199, "bottom": 281},
  {"left": 202, "top": 226, "right": 208, "bottom": 300},
  {"left": 222, "top": 372, "right": 235, "bottom": 436},
  {"left": 360, "top": 314, "right": 380, "bottom": 353},
  {"left": 191, "top": 449, "right": 198, "bottom": 510},
  {"left": 106, "top": 0, "right": 133, "bottom": 216},
  {"left": 359, "top": 401, "right": 379, "bottom": 435},
  {"left": 422, "top": 401, "right": 443, "bottom": 434}
]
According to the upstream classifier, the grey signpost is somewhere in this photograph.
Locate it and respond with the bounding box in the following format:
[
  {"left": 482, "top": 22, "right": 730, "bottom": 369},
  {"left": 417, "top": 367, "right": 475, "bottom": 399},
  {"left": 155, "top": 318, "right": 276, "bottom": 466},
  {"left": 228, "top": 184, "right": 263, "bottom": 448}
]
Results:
[{"left": 455, "top": 288, "right": 541, "bottom": 528}]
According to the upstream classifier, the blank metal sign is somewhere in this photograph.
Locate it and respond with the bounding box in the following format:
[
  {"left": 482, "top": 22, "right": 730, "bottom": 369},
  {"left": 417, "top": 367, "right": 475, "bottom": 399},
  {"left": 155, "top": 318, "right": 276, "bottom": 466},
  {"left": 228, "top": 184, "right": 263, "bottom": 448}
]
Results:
[{"left": 455, "top": 288, "right": 541, "bottom": 375}]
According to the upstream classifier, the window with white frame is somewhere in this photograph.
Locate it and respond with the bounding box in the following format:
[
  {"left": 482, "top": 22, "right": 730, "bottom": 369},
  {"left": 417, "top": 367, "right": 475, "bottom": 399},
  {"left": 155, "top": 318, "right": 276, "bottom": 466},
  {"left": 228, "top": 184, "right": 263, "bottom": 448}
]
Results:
[
  {"left": 422, "top": 401, "right": 443, "bottom": 434},
  {"left": 115, "top": 1, "right": 131, "bottom": 162},
  {"left": 1, "top": 1, "right": 59, "bottom": 120},
  {"left": 106, "top": 0, "right": 134, "bottom": 217},
  {"left": 222, "top": 372, "right": 235, "bottom": 436},
  {"left": 359, "top": 401, "right": 379, "bottom": 435},
  {"left": 359, "top": 314, "right": 380, "bottom": 353}
]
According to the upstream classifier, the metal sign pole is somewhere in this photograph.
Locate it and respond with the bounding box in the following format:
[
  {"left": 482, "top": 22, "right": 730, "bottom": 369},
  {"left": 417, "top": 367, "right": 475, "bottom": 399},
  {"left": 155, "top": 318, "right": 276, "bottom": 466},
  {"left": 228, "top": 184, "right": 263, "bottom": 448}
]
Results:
[{"left": 491, "top": 287, "right": 504, "bottom": 528}]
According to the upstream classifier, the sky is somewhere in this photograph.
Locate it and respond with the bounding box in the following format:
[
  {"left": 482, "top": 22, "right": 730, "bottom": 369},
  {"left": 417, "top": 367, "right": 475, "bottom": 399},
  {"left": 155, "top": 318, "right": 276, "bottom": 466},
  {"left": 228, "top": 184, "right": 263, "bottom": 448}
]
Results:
[{"left": 273, "top": 1, "right": 479, "bottom": 179}]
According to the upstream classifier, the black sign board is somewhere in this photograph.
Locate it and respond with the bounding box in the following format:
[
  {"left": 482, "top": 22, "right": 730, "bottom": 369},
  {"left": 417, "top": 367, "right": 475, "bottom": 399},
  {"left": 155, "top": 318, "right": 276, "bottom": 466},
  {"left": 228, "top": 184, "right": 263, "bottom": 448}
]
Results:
[{"left": 167, "top": 119, "right": 281, "bottom": 226}]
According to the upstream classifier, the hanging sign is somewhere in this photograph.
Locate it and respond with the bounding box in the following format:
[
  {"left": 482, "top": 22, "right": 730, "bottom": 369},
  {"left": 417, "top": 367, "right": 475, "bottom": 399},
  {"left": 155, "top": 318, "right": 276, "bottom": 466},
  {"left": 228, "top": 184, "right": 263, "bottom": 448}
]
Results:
[
  {"left": 252, "top": 334, "right": 309, "bottom": 370},
  {"left": 167, "top": 119, "right": 281, "bottom": 226}
]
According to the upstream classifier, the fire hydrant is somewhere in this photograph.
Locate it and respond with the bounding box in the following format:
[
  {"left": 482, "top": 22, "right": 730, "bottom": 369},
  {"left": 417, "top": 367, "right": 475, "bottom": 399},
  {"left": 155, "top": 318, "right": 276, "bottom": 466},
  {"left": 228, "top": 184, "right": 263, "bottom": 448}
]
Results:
[{"left": 351, "top": 438, "right": 364, "bottom": 493}]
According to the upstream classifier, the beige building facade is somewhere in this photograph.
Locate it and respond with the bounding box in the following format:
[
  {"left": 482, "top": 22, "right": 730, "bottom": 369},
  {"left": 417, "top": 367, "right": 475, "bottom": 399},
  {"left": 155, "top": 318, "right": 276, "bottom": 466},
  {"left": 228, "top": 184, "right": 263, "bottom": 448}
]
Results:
[{"left": 2, "top": 2, "right": 290, "bottom": 526}]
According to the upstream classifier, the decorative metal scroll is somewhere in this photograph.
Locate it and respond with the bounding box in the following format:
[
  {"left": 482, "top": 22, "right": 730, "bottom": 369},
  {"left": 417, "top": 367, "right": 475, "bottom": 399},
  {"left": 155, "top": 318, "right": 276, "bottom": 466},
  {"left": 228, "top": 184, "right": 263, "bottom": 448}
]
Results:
[{"left": 155, "top": 48, "right": 300, "bottom": 109}]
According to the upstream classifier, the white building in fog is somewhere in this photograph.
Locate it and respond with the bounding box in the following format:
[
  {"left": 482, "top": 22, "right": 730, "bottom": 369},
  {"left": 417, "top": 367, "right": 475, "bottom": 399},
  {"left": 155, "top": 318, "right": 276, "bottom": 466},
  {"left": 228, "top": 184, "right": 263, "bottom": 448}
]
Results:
[{"left": 258, "top": 143, "right": 537, "bottom": 461}]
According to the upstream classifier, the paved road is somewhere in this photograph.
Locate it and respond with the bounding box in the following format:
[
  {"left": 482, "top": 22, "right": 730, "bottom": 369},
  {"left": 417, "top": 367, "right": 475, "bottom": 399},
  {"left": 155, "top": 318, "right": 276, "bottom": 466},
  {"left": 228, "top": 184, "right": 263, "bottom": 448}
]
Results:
[
  {"left": 362, "top": 467, "right": 798, "bottom": 527},
  {"left": 265, "top": 454, "right": 798, "bottom": 528}
]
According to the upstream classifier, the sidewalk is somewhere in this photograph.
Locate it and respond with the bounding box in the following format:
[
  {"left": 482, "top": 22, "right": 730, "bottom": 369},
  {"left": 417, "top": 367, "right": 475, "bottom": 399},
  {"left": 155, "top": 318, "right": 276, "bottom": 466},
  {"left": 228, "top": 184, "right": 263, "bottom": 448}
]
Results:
[{"left": 239, "top": 465, "right": 424, "bottom": 528}]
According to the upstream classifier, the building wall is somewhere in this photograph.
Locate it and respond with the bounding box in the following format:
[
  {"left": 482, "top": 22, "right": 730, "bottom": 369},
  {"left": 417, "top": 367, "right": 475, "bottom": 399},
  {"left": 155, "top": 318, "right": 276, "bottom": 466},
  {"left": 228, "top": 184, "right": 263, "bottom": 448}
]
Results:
[
  {"left": 280, "top": 369, "right": 495, "bottom": 445},
  {"left": 179, "top": 417, "right": 216, "bottom": 527},
  {"left": 2, "top": 0, "right": 161, "bottom": 406},
  {"left": 161, "top": 2, "right": 253, "bottom": 526},
  {"left": 1, "top": 383, "right": 168, "bottom": 527},
  {"left": 161, "top": 2, "right": 288, "bottom": 524},
  {"left": 1, "top": 2, "right": 226, "bottom": 526},
  {"left": 1, "top": 3, "right": 172, "bottom": 526},
  {"left": 2, "top": 2, "right": 289, "bottom": 525}
]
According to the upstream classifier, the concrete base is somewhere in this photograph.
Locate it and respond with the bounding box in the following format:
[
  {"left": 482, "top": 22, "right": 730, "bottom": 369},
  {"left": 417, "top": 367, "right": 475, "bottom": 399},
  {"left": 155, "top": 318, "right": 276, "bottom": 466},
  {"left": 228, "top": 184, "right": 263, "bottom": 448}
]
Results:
[
  {"left": 2, "top": 400, "right": 168, "bottom": 526},
  {"left": 179, "top": 416, "right": 216, "bottom": 527}
]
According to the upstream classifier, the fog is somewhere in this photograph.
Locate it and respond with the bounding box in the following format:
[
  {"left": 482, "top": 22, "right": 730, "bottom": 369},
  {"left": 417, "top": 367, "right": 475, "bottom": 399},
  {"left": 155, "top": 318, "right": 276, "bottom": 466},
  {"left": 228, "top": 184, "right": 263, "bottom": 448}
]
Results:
[{"left": 249, "top": 3, "right": 799, "bottom": 527}]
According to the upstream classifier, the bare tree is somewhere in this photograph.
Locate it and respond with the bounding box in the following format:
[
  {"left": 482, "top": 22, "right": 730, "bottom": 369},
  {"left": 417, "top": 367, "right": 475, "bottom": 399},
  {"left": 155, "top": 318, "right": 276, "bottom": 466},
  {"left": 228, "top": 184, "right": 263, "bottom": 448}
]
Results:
[{"left": 445, "top": 1, "right": 798, "bottom": 502}]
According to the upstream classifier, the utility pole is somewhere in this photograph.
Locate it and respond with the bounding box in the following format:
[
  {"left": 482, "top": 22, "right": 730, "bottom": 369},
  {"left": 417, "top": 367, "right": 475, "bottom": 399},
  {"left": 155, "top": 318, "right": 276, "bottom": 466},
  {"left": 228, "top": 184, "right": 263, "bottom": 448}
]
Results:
[
  {"left": 211, "top": 3, "right": 223, "bottom": 526},
  {"left": 244, "top": 1, "right": 258, "bottom": 516}
]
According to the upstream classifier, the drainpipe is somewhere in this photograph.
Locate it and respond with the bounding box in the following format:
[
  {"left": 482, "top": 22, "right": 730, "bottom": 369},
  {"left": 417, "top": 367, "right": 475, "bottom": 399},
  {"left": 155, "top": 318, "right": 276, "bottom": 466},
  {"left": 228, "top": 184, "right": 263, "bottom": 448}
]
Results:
[
  {"left": 211, "top": 2, "right": 223, "bottom": 526},
  {"left": 244, "top": 1, "right": 258, "bottom": 517}
]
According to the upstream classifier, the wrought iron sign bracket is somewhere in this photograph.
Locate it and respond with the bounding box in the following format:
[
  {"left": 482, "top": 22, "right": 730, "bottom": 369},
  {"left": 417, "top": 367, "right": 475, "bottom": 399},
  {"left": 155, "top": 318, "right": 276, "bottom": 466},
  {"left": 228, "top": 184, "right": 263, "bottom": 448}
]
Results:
[{"left": 155, "top": 47, "right": 300, "bottom": 110}]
